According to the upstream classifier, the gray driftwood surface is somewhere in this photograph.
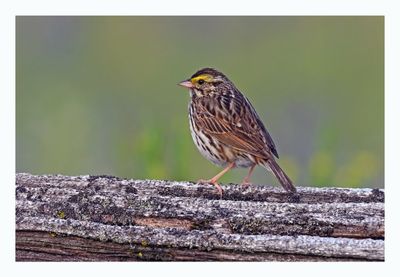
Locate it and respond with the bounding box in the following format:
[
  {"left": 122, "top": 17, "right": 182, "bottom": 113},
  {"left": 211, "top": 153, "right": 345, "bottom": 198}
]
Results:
[{"left": 15, "top": 173, "right": 384, "bottom": 261}]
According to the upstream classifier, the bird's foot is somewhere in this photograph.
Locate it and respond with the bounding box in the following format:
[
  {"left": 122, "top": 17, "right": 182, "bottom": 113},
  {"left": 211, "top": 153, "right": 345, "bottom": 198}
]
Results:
[
  {"left": 240, "top": 181, "right": 252, "bottom": 191},
  {"left": 197, "top": 179, "right": 223, "bottom": 198}
]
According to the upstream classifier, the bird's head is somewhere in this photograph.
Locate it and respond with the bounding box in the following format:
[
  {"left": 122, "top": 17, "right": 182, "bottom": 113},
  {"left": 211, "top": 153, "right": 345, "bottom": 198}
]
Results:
[{"left": 178, "top": 68, "right": 230, "bottom": 97}]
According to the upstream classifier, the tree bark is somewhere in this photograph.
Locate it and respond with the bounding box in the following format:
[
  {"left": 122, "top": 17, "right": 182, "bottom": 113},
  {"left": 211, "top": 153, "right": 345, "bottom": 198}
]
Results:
[{"left": 15, "top": 173, "right": 384, "bottom": 261}]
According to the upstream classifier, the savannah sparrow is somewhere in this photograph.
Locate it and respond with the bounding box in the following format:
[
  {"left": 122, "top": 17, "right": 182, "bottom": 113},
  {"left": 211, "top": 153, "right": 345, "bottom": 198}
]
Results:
[{"left": 179, "top": 68, "right": 296, "bottom": 196}]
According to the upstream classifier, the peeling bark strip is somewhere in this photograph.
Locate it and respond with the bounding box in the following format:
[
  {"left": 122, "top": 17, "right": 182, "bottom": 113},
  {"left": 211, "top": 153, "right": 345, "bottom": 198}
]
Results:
[{"left": 15, "top": 173, "right": 384, "bottom": 261}]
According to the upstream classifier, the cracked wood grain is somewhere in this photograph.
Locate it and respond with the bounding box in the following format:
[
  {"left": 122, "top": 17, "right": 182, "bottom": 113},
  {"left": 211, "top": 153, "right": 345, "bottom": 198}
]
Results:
[{"left": 15, "top": 173, "right": 384, "bottom": 261}]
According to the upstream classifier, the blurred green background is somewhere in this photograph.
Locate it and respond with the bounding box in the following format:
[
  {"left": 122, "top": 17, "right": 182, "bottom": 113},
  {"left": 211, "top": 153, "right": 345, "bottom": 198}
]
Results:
[{"left": 16, "top": 16, "right": 384, "bottom": 188}]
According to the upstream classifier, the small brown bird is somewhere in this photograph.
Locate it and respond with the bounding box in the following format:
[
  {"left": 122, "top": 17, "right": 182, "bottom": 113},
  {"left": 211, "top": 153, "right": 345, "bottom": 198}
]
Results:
[{"left": 179, "top": 68, "right": 296, "bottom": 196}]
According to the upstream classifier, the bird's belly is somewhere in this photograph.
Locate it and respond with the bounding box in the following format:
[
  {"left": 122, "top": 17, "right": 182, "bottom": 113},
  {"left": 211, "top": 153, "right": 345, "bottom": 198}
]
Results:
[
  {"left": 189, "top": 124, "right": 227, "bottom": 166},
  {"left": 189, "top": 116, "right": 254, "bottom": 168},
  {"left": 234, "top": 156, "right": 255, "bottom": 168}
]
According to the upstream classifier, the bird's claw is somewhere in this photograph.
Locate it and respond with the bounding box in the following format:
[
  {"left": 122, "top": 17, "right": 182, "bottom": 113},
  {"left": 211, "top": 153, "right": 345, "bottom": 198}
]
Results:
[
  {"left": 197, "top": 179, "right": 223, "bottom": 198},
  {"left": 241, "top": 181, "right": 251, "bottom": 191}
]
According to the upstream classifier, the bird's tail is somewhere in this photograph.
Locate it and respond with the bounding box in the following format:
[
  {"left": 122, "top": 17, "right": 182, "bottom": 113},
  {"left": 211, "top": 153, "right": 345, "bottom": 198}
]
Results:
[{"left": 261, "top": 159, "right": 297, "bottom": 193}]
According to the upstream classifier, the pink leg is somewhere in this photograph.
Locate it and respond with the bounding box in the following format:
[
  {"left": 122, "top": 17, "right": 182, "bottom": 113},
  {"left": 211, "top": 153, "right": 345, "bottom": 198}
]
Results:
[
  {"left": 241, "top": 164, "right": 256, "bottom": 189},
  {"left": 198, "top": 162, "right": 235, "bottom": 196}
]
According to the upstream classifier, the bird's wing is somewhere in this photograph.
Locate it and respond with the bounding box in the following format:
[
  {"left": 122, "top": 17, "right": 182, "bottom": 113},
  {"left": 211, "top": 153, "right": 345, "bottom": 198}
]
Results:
[
  {"left": 194, "top": 93, "right": 278, "bottom": 159},
  {"left": 245, "top": 96, "right": 279, "bottom": 158}
]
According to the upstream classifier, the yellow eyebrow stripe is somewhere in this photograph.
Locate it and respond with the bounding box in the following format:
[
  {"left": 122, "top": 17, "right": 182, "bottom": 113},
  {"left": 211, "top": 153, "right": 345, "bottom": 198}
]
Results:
[{"left": 191, "top": 74, "right": 213, "bottom": 83}]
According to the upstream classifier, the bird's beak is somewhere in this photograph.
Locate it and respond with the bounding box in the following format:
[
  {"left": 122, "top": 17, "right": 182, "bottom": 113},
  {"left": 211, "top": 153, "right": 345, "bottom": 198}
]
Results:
[{"left": 178, "top": 80, "right": 194, "bottom": 88}]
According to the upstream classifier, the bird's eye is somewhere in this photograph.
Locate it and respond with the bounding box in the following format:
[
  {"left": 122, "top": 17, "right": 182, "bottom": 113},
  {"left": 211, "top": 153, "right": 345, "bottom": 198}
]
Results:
[{"left": 198, "top": 79, "right": 205, "bottom": 85}]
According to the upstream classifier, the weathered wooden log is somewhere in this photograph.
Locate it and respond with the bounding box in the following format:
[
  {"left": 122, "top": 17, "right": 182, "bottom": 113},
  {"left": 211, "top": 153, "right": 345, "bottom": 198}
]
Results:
[{"left": 15, "top": 173, "right": 384, "bottom": 261}]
